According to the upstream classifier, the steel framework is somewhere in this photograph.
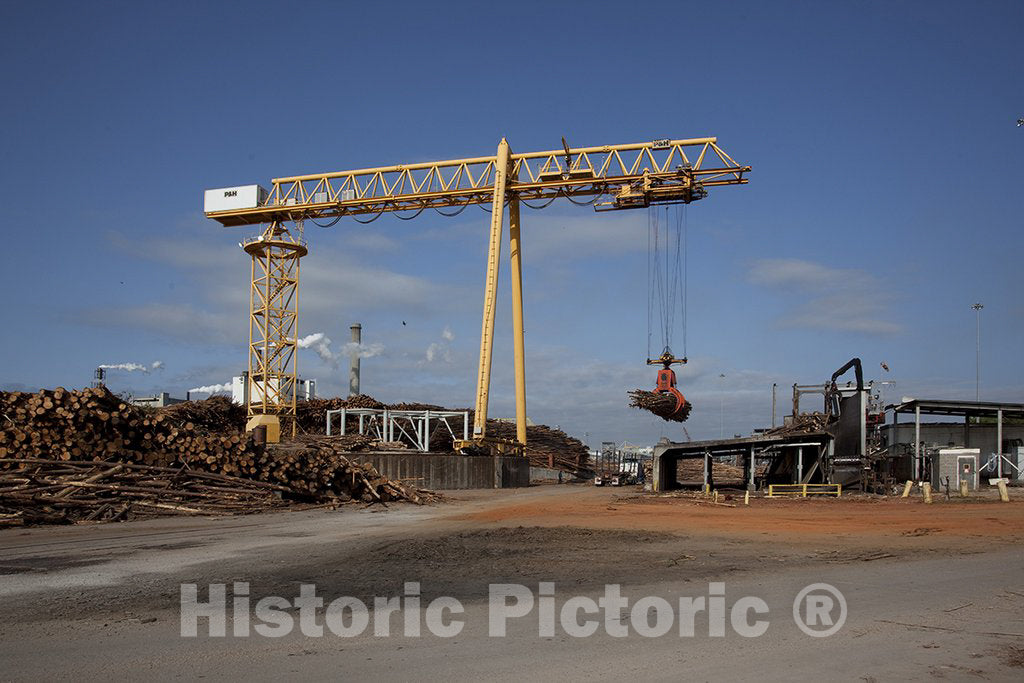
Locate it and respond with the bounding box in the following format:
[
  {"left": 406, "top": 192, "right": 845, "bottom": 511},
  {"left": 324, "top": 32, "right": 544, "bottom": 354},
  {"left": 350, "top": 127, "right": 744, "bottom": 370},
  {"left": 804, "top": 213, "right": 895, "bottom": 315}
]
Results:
[
  {"left": 209, "top": 137, "right": 747, "bottom": 226},
  {"left": 326, "top": 408, "right": 470, "bottom": 452},
  {"left": 207, "top": 136, "right": 749, "bottom": 449},
  {"left": 244, "top": 225, "right": 307, "bottom": 436}
]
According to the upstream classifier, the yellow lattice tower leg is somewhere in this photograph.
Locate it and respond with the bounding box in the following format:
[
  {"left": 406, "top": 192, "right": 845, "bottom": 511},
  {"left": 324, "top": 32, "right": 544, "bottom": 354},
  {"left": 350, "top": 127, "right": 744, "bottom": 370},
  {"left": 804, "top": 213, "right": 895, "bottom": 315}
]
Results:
[{"left": 244, "top": 221, "right": 307, "bottom": 442}]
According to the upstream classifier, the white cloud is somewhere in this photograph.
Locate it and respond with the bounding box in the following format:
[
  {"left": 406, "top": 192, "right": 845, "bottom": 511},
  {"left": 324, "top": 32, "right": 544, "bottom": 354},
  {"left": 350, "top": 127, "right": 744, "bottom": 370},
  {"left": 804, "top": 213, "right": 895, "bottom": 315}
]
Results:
[
  {"left": 78, "top": 304, "right": 244, "bottom": 344},
  {"left": 520, "top": 213, "right": 648, "bottom": 261},
  {"left": 749, "top": 258, "right": 902, "bottom": 335}
]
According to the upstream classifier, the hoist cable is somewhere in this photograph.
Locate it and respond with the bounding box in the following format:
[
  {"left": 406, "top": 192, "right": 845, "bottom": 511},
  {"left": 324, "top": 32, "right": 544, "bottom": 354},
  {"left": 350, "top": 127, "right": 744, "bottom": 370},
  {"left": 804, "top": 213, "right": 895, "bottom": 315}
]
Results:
[
  {"left": 646, "top": 203, "right": 688, "bottom": 360},
  {"left": 646, "top": 209, "right": 653, "bottom": 361},
  {"left": 682, "top": 203, "right": 688, "bottom": 357}
]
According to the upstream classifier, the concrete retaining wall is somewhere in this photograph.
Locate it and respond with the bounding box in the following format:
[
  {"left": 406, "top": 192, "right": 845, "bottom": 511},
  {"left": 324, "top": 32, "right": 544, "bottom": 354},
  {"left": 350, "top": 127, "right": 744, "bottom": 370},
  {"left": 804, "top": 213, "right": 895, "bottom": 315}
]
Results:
[{"left": 348, "top": 453, "right": 530, "bottom": 490}]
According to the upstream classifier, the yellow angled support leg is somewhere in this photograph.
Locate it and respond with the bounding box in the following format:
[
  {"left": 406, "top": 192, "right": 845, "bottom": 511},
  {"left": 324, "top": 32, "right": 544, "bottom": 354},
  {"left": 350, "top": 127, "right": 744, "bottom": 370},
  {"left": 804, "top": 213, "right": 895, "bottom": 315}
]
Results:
[{"left": 472, "top": 138, "right": 511, "bottom": 438}]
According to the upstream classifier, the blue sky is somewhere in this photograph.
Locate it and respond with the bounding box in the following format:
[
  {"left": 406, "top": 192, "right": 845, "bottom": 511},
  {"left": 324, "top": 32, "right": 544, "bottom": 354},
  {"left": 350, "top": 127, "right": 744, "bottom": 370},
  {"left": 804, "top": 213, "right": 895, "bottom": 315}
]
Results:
[{"left": 1, "top": 0, "right": 1021, "bottom": 447}]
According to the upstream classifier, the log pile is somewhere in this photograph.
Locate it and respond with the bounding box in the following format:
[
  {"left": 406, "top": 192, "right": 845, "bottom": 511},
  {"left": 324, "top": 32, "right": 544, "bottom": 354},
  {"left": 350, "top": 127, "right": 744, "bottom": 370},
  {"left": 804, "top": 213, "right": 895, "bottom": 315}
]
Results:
[
  {"left": 0, "top": 388, "right": 440, "bottom": 525},
  {"left": 483, "top": 420, "right": 591, "bottom": 474},
  {"left": 765, "top": 412, "right": 831, "bottom": 437},
  {"left": 0, "top": 387, "right": 251, "bottom": 468},
  {"left": 157, "top": 395, "right": 246, "bottom": 433},
  {"left": 676, "top": 459, "right": 747, "bottom": 482},
  {"left": 628, "top": 390, "right": 692, "bottom": 422},
  {"left": 0, "top": 458, "right": 291, "bottom": 527},
  {"left": 263, "top": 436, "right": 438, "bottom": 505}
]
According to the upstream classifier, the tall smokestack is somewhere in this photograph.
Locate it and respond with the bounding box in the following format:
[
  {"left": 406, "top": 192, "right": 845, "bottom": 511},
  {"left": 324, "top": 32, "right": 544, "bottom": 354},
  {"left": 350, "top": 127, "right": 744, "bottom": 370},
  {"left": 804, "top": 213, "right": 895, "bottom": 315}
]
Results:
[
  {"left": 349, "top": 323, "right": 361, "bottom": 397},
  {"left": 93, "top": 367, "right": 105, "bottom": 388}
]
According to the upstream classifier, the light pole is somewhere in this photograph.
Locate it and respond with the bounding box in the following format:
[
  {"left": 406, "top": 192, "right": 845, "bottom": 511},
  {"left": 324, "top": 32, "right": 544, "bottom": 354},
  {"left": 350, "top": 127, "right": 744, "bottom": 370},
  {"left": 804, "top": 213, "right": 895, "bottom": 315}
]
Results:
[
  {"left": 972, "top": 303, "right": 983, "bottom": 401},
  {"left": 719, "top": 373, "right": 726, "bottom": 439}
]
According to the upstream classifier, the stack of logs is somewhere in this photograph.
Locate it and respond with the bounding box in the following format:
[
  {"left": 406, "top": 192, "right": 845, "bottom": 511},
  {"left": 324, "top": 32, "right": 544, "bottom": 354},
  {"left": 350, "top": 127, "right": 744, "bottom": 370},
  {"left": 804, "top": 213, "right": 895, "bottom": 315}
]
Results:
[
  {"left": 483, "top": 420, "right": 591, "bottom": 474},
  {"left": 628, "top": 390, "right": 693, "bottom": 422},
  {"left": 0, "top": 387, "right": 252, "bottom": 468},
  {"left": 675, "top": 459, "right": 747, "bottom": 482},
  {"left": 0, "top": 388, "right": 438, "bottom": 526}
]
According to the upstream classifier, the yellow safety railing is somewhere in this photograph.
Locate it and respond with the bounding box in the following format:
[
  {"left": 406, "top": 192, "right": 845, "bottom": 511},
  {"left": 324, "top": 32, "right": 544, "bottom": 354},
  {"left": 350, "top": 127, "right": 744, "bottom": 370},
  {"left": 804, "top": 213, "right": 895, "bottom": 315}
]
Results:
[{"left": 767, "top": 484, "right": 842, "bottom": 498}]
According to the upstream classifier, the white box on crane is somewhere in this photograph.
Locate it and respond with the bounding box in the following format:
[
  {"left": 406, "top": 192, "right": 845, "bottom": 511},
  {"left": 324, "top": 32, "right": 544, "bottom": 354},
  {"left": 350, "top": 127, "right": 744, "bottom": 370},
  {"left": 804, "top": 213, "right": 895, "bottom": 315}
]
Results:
[{"left": 204, "top": 184, "right": 268, "bottom": 213}]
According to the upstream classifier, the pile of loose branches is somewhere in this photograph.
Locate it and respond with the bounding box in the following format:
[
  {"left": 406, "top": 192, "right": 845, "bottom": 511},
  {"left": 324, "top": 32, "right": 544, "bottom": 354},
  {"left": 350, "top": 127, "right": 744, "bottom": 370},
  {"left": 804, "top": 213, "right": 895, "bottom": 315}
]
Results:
[
  {"left": 0, "top": 458, "right": 292, "bottom": 527},
  {"left": 765, "top": 412, "right": 831, "bottom": 437},
  {"left": 265, "top": 436, "right": 440, "bottom": 505}
]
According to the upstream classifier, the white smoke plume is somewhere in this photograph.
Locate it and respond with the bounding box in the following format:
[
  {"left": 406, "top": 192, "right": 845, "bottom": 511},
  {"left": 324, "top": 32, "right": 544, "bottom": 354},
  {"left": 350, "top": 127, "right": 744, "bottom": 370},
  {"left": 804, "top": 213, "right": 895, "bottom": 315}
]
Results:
[
  {"left": 424, "top": 326, "right": 455, "bottom": 363},
  {"left": 297, "top": 332, "right": 335, "bottom": 364},
  {"left": 189, "top": 383, "right": 232, "bottom": 395},
  {"left": 343, "top": 341, "right": 385, "bottom": 359},
  {"left": 98, "top": 360, "right": 165, "bottom": 373},
  {"left": 297, "top": 332, "right": 383, "bottom": 365},
  {"left": 99, "top": 363, "right": 146, "bottom": 373}
]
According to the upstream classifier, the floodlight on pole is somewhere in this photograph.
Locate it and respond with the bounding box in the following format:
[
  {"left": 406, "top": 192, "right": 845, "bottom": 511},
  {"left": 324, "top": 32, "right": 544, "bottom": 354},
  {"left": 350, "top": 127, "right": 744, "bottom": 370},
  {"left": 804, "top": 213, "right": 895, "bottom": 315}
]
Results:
[
  {"left": 719, "top": 373, "right": 726, "bottom": 439},
  {"left": 972, "top": 303, "right": 983, "bottom": 401}
]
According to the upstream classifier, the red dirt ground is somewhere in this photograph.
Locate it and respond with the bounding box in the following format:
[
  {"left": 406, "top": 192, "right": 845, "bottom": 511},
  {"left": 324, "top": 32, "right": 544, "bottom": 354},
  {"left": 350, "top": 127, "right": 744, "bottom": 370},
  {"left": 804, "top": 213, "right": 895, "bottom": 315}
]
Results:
[{"left": 453, "top": 487, "right": 1024, "bottom": 550}]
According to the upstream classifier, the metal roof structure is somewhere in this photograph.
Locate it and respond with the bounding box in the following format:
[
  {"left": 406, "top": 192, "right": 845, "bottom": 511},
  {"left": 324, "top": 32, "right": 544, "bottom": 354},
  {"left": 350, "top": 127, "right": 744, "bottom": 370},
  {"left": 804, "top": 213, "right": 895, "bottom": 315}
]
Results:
[{"left": 889, "top": 398, "right": 1024, "bottom": 418}]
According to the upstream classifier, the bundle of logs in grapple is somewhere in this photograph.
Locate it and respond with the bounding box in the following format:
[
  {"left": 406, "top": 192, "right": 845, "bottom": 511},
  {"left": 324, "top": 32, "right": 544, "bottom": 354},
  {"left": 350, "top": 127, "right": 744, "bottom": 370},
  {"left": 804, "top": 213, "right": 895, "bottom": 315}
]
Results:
[
  {"left": 0, "top": 387, "right": 437, "bottom": 526},
  {"left": 628, "top": 390, "right": 693, "bottom": 422}
]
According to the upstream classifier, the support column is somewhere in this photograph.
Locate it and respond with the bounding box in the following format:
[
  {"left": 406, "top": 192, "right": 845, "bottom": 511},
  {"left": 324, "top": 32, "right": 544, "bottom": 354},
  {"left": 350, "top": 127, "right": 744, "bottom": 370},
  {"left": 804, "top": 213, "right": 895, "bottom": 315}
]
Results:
[
  {"left": 508, "top": 196, "right": 527, "bottom": 446},
  {"left": 914, "top": 406, "right": 921, "bottom": 480},
  {"left": 797, "top": 447, "right": 804, "bottom": 485},
  {"left": 997, "top": 408, "right": 1003, "bottom": 478},
  {"left": 745, "top": 446, "right": 755, "bottom": 491},
  {"left": 473, "top": 138, "right": 511, "bottom": 437}
]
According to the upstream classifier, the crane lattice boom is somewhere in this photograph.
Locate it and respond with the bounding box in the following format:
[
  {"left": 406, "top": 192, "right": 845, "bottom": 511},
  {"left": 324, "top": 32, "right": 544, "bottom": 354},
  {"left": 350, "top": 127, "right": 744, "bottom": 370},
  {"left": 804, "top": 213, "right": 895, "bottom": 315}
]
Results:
[{"left": 207, "top": 137, "right": 748, "bottom": 226}]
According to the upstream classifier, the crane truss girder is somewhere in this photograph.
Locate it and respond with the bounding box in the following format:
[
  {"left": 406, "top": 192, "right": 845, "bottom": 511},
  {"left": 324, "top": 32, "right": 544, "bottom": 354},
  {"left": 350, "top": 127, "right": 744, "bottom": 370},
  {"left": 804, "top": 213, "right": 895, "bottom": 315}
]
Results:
[{"left": 207, "top": 138, "right": 749, "bottom": 226}]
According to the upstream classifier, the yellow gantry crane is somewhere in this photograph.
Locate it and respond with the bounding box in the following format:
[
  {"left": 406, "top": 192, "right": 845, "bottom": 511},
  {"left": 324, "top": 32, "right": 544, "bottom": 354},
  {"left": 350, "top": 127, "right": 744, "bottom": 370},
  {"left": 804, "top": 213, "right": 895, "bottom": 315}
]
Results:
[{"left": 204, "top": 136, "right": 749, "bottom": 448}]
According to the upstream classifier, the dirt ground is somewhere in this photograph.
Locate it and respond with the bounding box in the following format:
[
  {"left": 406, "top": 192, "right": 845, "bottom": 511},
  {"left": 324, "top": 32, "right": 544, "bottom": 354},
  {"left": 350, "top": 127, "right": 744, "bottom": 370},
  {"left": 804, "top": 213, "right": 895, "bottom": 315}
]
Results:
[
  {"left": 1, "top": 485, "right": 1023, "bottom": 680},
  {"left": 456, "top": 486, "right": 1024, "bottom": 549}
]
